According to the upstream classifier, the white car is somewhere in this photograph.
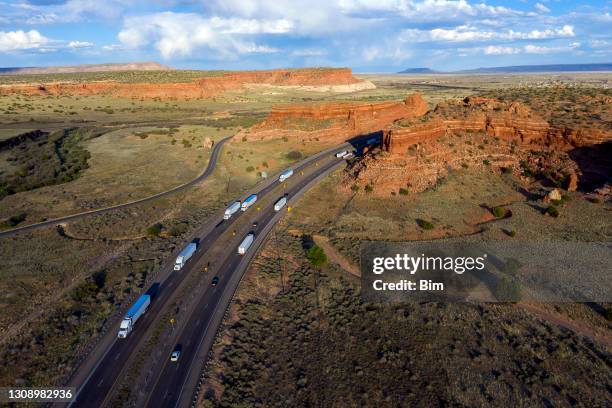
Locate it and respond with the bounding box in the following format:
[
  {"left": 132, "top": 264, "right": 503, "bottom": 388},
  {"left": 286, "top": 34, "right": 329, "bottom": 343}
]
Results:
[{"left": 170, "top": 350, "right": 181, "bottom": 362}]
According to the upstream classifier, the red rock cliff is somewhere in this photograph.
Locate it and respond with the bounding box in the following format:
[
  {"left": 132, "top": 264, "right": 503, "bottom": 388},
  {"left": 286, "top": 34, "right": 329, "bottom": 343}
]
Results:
[{"left": 0, "top": 68, "right": 365, "bottom": 99}]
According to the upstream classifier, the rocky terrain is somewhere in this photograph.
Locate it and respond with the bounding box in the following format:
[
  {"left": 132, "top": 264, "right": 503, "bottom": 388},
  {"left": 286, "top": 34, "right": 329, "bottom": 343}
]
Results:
[
  {"left": 0, "top": 68, "right": 370, "bottom": 100},
  {"left": 357, "top": 96, "right": 611, "bottom": 195},
  {"left": 246, "top": 91, "right": 611, "bottom": 196},
  {"left": 242, "top": 93, "right": 427, "bottom": 142}
]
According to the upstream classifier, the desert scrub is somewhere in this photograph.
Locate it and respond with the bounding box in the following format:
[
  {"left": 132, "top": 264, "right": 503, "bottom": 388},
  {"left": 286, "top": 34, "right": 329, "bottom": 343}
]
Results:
[
  {"left": 492, "top": 206, "right": 508, "bottom": 218},
  {"left": 416, "top": 219, "right": 434, "bottom": 230},
  {"left": 0, "top": 127, "right": 103, "bottom": 198},
  {"left": 494, "top": 277, "right": 521, "bottom": 302},
  {"left": 545, "top": 205, "right": 560, "bottom": 218},
  {"left": 146, "top": 223, "right": 163, "bottom": 236},
  {"left": 399, "top": 188, "right": 409, "bottom": 195},
  {"left": 286, "top": 150, "right": 303, "bottom": 161},
  {"left": 306, "top": 245, "right": 327, "bottom": 268}
]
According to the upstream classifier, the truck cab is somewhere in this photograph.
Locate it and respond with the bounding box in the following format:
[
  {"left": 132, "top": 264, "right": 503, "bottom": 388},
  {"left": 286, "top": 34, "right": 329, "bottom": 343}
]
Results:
[{"left": 117, "top": 319, "right": 132, "bottom": 338}]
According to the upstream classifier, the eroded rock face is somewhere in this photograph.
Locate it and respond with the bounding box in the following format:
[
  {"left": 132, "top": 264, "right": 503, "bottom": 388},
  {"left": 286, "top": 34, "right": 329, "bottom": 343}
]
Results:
[
  {"left": 247, "top": 93, "right": 429, "bottom": 142},
  {"left": 0, "top": 68, "right": 366, "bottom": 100},
  {"left": 349, "top": 96, "right": 611, "bottom": 196},
  {"left": 383, "top": 97, "right": 612, "bottom": 155}
]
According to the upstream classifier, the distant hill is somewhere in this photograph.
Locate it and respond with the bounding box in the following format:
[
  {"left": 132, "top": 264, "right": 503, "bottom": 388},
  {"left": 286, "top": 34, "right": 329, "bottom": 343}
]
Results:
[
  {"left": 397, "top": 68, "right": 439, "bottom": 74},
  {"left": 0, "top": 62, "right": 172, "bottom": 75},
  {"left": 398, "top": 63, "right": 612, "bottom": 74}
]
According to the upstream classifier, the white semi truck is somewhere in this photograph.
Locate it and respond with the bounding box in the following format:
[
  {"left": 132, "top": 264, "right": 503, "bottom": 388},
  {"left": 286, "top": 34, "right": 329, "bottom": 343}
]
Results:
[
  {"left": 238, "top": 233, "right": 255, "bottom": 255},
  {"left": 279, "top": 168, "right": 294, "bottom": 182},
  {"left": 274, "top": 196, "right": 287, "bottom": 211},
  {"left": 224, "top": 201, "right": 241, "bottom": 220},
  {"left": 241, "top": 194, "right": 257, "bottom": 211},
  {"left": 118, "top": 294, "right": 151, "bottom": 338},
  {"left": 174, "top": 243, "right": 197, "bottom": 271}
]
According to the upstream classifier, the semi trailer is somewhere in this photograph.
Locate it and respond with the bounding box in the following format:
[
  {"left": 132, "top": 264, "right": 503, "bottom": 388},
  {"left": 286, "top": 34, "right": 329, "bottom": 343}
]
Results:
[
  {"left": 174, "top": 243, "right": 197, "bottom": 271},
  {"left": 279, "top": 168, "right": 294, "bottom": 182},
  {"left": 224, "top": 201, "right": 241, "bottom": 220},
  {"left": 241, "top": 194, "right": 257, "bottom": 211},
  {"left": 274, "top": 196, "right": 287, "bottom": 211},
  {"left": 238, "top": 233, "right": 255, "bottom": 255},
  {"left": 118, "top": 294, "right": 151, "bottom": 338}
]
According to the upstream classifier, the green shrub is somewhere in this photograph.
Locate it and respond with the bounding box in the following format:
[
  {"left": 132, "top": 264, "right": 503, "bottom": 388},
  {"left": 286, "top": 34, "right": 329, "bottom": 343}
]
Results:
[
  {"left": 399, "top": 188, "right": 409, "bottom": 195},
  {"left": 169, "top": 222, "right": 189, "bottom": 237},
  {"left": 364, "top": 184, "right": 373, "bottom": 193},
  {"left": 146, "top": 223, "right": 163, "bottom": 236},
  {"left": 416, "top": 219, "right": 434, "bottom": 230},
  {"left": 306, "top": 245, "right": 327, "bottom": 268},
  {"left": 351, "top": 184, "right": 359, "bottom": 192},
  {"left": 286, "top": 151, "right": 302, "bottom": 161},
  {"left": 492, "top": 206, "right": 507, "bottom": 218},
  {"left": 545, "top": 205, "right": 559, "bottom": 218},
  {"left": 246, "top": 166, "right": 255, "bottom": 172},
  {"left": 8, "top": 212, "right": 27, "bottom": 226}
]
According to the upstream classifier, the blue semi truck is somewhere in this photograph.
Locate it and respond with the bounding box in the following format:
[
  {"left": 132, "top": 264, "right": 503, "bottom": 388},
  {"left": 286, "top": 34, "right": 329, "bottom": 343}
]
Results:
[{"left": 118, "top": 294, "right": 151, "bottom": 338}]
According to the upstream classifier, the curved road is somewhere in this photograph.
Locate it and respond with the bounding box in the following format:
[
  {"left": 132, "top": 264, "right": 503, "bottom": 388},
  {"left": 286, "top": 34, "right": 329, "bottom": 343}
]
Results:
[{"left": 0, "top": 135, "right": 233, "bottom": 238}]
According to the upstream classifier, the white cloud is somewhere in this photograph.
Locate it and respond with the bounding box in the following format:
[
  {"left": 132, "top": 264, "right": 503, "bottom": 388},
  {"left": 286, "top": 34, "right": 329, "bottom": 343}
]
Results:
[
  {"left": 478, "top": 43, "right": 579, "bottom": 55},
  {"left": 483, "top": 45, "right": 520, "bottom": 55},
  {"left": 69, "top": 40, "right": 94, "bottom": 48},
  {"left": 534, "top": 3, "right": 550, "bottom": 14},
  {"left": 400, "top": 24, "right": 575, "bottom": 42},
  {"left": 0, "top": 29, "right": 49, "bottom": 52},
  {"left": 118, "top": 12, "right": 285, "bottom": 59}
]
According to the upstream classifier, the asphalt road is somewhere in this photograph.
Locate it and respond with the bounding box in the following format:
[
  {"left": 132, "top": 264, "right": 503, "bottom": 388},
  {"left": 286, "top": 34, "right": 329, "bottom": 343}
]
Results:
[
  {"left": 144, "top": 156, "right": 344, "bottom": 408},
  {"left": 66, "top": 133, "right": 376, "bottom": 408},
  {"left": 0, "top": 136, "right": 232, "bottom": 238}
]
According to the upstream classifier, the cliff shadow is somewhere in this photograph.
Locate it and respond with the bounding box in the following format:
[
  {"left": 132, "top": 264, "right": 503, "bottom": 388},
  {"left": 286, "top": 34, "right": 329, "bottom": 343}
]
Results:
[
  {"left": 568, "top": 142, "right": 612, "bottom": 192},
  {"left": 346, "top": 131, "right": 383, "bottom": 156}
]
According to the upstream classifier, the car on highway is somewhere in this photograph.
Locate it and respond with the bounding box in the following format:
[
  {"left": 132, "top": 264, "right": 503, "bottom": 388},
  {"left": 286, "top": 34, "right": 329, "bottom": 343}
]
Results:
[
  {"left": 211, "top": 276, "right": 219, "bottom": 286},
  {"left": 252, "top": 221, "right": 259, "bottom": 229},
  {"left": 170, "top": 346, "right": 182, "bottom": 362}
]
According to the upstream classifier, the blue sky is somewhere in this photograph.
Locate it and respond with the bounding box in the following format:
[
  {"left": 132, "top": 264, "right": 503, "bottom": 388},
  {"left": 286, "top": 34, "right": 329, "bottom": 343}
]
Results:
[{"left": 0, "top": 0, "right": 610, "bottom": 71}]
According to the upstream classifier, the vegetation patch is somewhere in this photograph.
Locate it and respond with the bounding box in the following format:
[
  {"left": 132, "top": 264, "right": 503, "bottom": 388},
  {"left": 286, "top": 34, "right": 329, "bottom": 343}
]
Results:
[{"left": 0, "top": 127, "right": 103, "bottom": 199}]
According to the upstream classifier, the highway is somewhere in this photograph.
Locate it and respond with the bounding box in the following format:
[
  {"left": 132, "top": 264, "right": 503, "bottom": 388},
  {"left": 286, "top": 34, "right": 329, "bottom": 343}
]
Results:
[
  {"left": 0, "top": 136, "right": 232, "bottom": 238},
  {"left": 66, "top": 135, "right": 374, "bottom": 408}
]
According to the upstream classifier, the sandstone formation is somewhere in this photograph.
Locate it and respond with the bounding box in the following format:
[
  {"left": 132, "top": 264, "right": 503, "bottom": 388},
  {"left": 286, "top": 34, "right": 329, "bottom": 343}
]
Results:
[
  {"left": 0, "top": 68, "right": 368, "bottom": 100},
  {"left": 346, "top": 96, "right": 611, "bottom": 196},
  {"left": 382, "top": 97, "right": 611, "bottom": 155},
  {"left": 245, "top": 93, "right": 429, "bottom": 143}
]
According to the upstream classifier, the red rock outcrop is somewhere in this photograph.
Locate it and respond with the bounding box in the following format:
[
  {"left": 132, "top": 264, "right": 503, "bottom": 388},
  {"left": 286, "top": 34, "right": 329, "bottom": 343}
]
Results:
[
  {"left": 245, "top": 93, "right": 429, "bottom": 142},
  {"left": 0, "top": 68, "right": 365, "bottom": 100},
  {"left": 382, "top": 97, "right": 612, "bottom": 155}
]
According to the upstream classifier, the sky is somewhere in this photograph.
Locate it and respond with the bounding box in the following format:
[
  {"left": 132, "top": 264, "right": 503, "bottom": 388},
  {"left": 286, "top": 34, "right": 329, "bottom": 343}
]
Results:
[{"left": 0, "top": 0, "right": 610, "bottom": 71}]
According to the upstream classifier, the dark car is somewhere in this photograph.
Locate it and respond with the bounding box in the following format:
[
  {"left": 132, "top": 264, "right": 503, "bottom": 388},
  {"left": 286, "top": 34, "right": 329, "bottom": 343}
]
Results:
[
  {"left": 211, "top": 276, "right": 219, "bottom": 287},
  {"left": 252, "top": 221, "right": 259, "bottom": 228}
]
